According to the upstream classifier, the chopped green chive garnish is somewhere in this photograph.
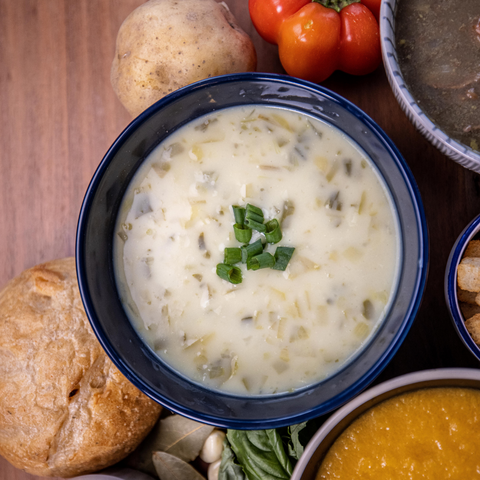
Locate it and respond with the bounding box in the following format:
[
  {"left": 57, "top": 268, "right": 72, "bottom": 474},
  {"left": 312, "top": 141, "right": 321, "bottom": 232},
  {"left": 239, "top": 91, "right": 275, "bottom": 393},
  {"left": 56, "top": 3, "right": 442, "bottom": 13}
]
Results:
[
  {"left": 245, "top": 203, "right": 264, "bottom": 224},
  {"left": 246, "top": 203, "right": 263, "bottom": 217},
  {"left": 272, "top": 246, "right": 295, "bottom": 271},
  {"left": 233, "top": 223, "right": 253, "bottom": 243},
  {"left": 232, "top": 206, "right": 246, "bottom": 225},
  {"left": 224, "top": 247, "right": 242, "bottom": 265},
  {"left": 265, "top": 218, "right": 282, "bottom": 244},
  {"left": 216, "top": 204, "right": 295, "bottom": 283},
  {"left": 245, "top": 218, "right": 266, "bottom": 232},
  {"left": 216, "top": 263, "right": 243, "bottom": 284},
  {"left": 241, "top": 239, "right": 264, "bottom": 263},
  {"left": 247, "top": 252, "right": 276, "bottom": 271}
]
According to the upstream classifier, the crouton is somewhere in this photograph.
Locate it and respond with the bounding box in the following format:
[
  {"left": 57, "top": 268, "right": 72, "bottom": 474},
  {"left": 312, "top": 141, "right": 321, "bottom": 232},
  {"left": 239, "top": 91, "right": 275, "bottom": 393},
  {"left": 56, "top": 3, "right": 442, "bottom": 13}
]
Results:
[
  {"left": 465, "top": 313, "right": 480, "bottom": 345},
  {"left": 460, "top": 302, "right": 480, "bottom": 319},
  {"left": 458, "top": 289, "right": 479, "bottom": 305},
  {"left": 464, "top": 240, "right": 480, "bottom": 258},
  {"left": 458, "top": 257, "right": 480, "bottom": 292}
]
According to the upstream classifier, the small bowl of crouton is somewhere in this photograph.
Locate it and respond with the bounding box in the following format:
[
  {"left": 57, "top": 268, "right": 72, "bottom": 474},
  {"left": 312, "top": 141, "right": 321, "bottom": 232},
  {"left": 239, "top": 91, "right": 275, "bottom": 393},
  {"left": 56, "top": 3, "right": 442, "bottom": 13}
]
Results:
[{"left": 446, "top": 214, "right": 480, "bottom": 361}]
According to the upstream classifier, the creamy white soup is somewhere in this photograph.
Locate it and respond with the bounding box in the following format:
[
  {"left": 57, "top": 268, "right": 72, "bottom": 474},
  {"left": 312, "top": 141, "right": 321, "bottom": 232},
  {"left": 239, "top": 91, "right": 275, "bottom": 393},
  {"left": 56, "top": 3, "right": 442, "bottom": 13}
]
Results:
[{"left": 114, "top": 106, "right": 399, "bottom": 395}]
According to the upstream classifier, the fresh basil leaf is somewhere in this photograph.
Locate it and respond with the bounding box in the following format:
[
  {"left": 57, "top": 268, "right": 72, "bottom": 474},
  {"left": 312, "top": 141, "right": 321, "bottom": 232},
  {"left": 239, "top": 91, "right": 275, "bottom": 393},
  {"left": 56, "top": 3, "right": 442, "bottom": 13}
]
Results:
[
  {"left": 288, "top": 422, "right": 308, "bottom": 460},
  {"left": 266, "top": 429, "right": 293, "bottom": 475},
  {"left": 219, "top": 437, "right": 246, "bottom": 480},
  {"left": 287, "top": 419, "right": 324, "bottom": 461},
  {"left": 227, "top": 429, "right": 293, "bottom": 480}
]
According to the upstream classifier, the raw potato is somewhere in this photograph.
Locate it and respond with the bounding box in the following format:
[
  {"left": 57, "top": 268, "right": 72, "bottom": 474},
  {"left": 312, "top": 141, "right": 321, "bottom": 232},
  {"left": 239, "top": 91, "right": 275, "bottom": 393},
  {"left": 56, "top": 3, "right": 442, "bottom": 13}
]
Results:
[{"left": 111, "top": 0, "right": 257, "bottom": 117}]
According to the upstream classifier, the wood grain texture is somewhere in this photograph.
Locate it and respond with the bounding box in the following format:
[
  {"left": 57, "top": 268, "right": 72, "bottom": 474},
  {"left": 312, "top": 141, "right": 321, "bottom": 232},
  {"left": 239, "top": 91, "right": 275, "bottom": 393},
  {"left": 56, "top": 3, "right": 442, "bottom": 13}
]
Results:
[{"left": 1, "top": 1, "right": 479, "bottom": 479}]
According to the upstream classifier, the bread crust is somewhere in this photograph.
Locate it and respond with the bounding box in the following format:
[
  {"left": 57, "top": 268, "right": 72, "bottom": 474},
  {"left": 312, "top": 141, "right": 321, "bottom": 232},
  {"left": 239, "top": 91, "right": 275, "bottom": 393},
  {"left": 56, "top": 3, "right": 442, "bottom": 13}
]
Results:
[{"left": 0, "top": 258, "right": 162, "bottom": 477}]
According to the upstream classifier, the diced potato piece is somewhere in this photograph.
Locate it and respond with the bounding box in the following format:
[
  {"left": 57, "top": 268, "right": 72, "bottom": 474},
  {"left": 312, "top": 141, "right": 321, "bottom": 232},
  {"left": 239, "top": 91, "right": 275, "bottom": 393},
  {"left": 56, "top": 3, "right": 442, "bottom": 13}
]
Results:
[
  {"left": 354, "top": 322, "right": 370, "bottom": 339},
  {"left": 288, "top": 256, "right": 320, "bottom": 278},
  {"left": 298, "top": 256, "right": 320, "bottom": 270},
  {"left": 230, "top": 356, "right": 238, "bottom": 379},
  {"left": 195, "top": 354, "right": 209, "bottom": 371},
  {"left": 358, "top": 191, "right": 367, "bottom": 214},
  {"left": 458, "top": 257, "right": 480, "bottom": 292},
  {"left": 316, "top": 305, "right": 328, "bottom": 325},
  {"left": 244, "top": 183, "right": 254, "bottom": 198},
  {"left": 305, "top": 291, "right": 311, "bottom": 310},
  {"left": 242, "top": 375, "right": 268, "bottom": 391},
  {"left": 329, "top": 251, "right": 339, "bottom": 262},
  {"left": 372, "top": 290, "right": 389, "bottom": 305},
  {"left": 286, "top": 302, "right": 301, "bottom": 318},
  {"left": 269, "top": 287, "right": 286, "bottom": 301},
  {"left": 189, "top": 145, "right": 204, "bottom": 161},
  {"left": 290, "top": 326, "right": 309, "bottom": 342},
  {"left": 362, "top": 299, "right": 375, "bottom": 320},
  {"left": 273, "top": 360, "right": 288, "bottom": 374},
  {"left": 323, "top": 350, "right": 338, "bottom": 363},
  {"left": 315, "top": 156, "right": 329, "bottom": 173},
  {"left": 343, "top": 247, "right": 363, "bottom": 262},
  {"left": 277, "top": 317, "right": 287, "bottom": 340},
  {"left": 242, "top": 377, "right": 252, "bottom": 391},
  {"left": 152, "top": 161, "right": 171, "bottom": 178},
  {"left": 326, "top": 162, "right": 339, "bottom": 182},
  {"left": 271, "top": 113, "right": 293, "bottom": 132}
]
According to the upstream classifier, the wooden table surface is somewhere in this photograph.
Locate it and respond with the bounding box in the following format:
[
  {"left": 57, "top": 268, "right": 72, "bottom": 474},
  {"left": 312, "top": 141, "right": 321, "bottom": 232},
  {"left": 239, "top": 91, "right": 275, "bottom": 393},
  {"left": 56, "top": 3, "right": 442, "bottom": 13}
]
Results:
[{"left": 1, "top": 1, "right": 479, "bottom": 479}]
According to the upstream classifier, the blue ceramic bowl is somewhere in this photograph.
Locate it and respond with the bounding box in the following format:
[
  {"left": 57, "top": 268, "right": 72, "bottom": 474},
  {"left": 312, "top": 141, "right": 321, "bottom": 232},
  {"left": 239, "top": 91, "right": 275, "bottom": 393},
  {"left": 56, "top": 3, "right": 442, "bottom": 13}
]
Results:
[
  {"left": 76, "top": 73, "right": 428, "bottom": 429},
  {"left": 445, "top": 214, "right": 480, "bottom": 362}
]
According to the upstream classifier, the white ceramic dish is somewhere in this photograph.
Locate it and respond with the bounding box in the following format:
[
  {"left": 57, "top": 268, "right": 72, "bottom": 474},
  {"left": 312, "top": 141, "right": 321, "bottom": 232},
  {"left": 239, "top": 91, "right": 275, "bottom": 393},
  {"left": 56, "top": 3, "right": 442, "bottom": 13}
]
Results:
[
  {"left": 291, "top": 368, "right": 480, "bottom": 479},
  {"left": 380, "top": 0, "right": 480, "bottom": 173}
]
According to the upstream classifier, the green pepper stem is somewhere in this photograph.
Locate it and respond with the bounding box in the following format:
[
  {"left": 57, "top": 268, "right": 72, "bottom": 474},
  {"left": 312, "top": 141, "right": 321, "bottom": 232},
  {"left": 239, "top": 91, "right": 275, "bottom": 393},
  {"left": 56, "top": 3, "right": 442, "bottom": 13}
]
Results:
[{"left": 312, "top": 0, "right": 360, "bottom": 13}]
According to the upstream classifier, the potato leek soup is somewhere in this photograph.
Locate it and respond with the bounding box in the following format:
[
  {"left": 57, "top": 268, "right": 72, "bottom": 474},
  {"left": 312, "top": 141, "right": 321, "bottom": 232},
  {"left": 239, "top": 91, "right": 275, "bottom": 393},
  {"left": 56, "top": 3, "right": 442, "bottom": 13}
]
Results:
[{"left": 114, "top": 106, "right": 399, "bottom": 395}]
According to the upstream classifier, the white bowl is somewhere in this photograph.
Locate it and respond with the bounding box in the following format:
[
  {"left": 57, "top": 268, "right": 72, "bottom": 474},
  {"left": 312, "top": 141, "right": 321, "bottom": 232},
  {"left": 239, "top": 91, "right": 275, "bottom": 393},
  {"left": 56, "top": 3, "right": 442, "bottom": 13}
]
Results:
[
  {"left": 380, "top": 0, "right": 480, "bottom": 173},
  {"left": 291, "top": 368, "right": 480, "bottom": 479}
]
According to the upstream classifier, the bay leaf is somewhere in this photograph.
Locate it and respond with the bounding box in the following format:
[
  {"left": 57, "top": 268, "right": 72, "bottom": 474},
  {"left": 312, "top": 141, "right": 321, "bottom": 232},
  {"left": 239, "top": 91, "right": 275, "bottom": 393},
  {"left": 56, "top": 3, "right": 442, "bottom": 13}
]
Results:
[
  {"left": 126, "top": 414, "right": 214, "bottom": 476},
  {"left": 153, "top": 451, "right": 206, "bottom": 480},
  {"left": 155, "top": 415, "right": 215, "bottom": 462}
]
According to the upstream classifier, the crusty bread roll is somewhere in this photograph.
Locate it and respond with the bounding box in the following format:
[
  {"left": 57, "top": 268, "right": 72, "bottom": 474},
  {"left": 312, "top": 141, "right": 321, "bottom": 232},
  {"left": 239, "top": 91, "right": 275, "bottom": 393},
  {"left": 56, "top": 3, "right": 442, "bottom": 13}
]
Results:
[{"left": 0, "top": 258, "right": 162, "bottom": 477}]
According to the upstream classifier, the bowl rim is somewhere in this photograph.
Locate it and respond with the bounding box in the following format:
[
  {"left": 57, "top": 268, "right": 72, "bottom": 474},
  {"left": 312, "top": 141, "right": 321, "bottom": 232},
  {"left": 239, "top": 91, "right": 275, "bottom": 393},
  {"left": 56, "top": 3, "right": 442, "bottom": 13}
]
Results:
[
  {"left": 76, "top": 72, "right": 428, "bottom": 428},
  {"left": 445, "top": 214, "right": 480, "bottom": 361},
  {"left": 380, "top": 0, "right": 480, "bottom": 172},
  {"left": 292, "top": 367, "right": 480, "bottom": 479}
]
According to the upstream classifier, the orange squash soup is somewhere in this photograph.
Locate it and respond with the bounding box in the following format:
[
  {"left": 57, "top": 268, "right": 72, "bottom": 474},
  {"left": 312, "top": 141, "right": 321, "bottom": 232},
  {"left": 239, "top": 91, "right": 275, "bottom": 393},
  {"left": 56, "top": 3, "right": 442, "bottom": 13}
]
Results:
[{"left": 317, "top": 387, "right": 480, "bottom": 479}]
